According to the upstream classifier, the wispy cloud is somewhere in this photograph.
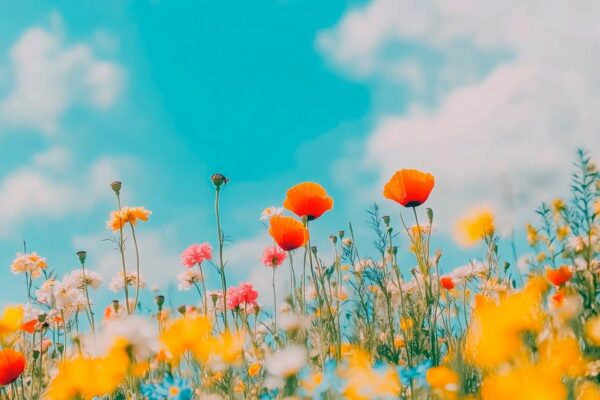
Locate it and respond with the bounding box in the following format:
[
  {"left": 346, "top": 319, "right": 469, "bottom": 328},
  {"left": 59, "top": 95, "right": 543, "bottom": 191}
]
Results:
[{"left": 0, "top": 12, "right": 124, "bottom": 135}]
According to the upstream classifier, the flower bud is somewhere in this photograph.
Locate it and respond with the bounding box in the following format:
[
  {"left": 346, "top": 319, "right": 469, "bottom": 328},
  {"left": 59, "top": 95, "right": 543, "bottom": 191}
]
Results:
[
  {"left": 338, "top": 230, "right": 345, "bottom": 239},
  {"left": 382, "top": 215, "right": 390, "bottom": 226},
  {"left": 155, "top": 295, "right": 165, "bottom": 309},
  {"left": 110, "top": 181, "right": 122, "bottom": 195},
  {"left": 329, "top": 235, "right": 337, "bottom": 244},
  {"left": 311, "top": 246, "right": 318, "bottom": 256},
  {"left": 211, "top": 173, "right": 229, "bottom": 188},
  {"left": 76, "top": 250, "right": 87, "bottom": 265},
  {"left": 112, "top": 300, "right": 120, "bottom": 313},
  {"left": 177, "top": 305, "right": 187, "bottom": 315},
  {"left": 426, "top": 208, "right": 433, "bottom": 223}
]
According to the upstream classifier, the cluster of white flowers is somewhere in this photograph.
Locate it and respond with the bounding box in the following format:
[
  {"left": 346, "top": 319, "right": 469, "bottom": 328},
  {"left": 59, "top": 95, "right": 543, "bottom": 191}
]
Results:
[
  {"left": 88, "top": 316, "right": 159, "bottom": 359},
  {"left": 259, "top": 206, "right": 284, "bottom": 221},
  {"left": 447, "top": 260, "right": 487, "bottom": 281},
  {"left": 177, "top": 268, "right": 203, "bottom": 291},
  {"left": 63, "top": 269, "right": 102, "bottom": 290},
  {"left": 109, "top": 270, "right": 146, "bottom": 293},
  {"left": 35, "top": 267, "right": 103, "bottom": 319},
  {"left": 35, "top": 278, "right": 86, "bottom": 315}
]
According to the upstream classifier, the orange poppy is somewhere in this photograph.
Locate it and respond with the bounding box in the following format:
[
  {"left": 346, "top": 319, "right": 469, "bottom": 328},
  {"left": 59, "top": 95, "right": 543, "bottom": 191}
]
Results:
[
  {"left": 383, "top": 169, "right": 435, "bottom": 207},
  {"left": 546, "top": 265, "right": 573, "bottom": 286},
  {"left": 283, "top": 182, "right": 333, "bottom": 221},
  {"left": 0, "top": 349, "right": 25, "bottom": 385},
  {"left": 20, "top": 319, "right": 37, "bottom": 334},
  {"left": 269, "top": 215, "right": 308, "bottom": 251},
  {"left": 440, "top": 276, "right": 455, "bottom": 290}
]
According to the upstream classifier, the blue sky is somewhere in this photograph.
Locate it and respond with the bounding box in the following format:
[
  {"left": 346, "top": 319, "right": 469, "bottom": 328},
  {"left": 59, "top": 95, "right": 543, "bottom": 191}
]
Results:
[{"left": 0, "top": 1, "right": 597, "bottom": 311}]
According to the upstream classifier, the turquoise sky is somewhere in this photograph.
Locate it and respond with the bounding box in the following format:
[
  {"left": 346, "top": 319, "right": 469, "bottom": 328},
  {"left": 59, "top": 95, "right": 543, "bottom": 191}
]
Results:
[{"left": 1, "top": 1, "right": 587, "bottom": 311}]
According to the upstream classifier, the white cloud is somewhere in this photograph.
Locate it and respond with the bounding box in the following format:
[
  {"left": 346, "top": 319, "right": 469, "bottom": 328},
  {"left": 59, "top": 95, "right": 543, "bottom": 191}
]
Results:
[
  {"left": 0, "top": 146, "right": 133, "bottom": 236},
  {"left": 0, "top": 14, "right": 124, "bottom": 134},
  {"left": 321, "top": 0, "right": 600, "bottom": 231}
]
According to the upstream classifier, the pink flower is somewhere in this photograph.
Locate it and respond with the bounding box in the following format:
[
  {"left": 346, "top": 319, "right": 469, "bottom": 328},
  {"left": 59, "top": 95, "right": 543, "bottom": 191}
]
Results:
[
  {"left": 180, "top": 243, "right": 213, "bottom": 267},
  {"left": 262, "top": 246, "right": 287, "bottom": 268},
  {"left": 226, "top": 282, "right": 259, "bottom": 310}
]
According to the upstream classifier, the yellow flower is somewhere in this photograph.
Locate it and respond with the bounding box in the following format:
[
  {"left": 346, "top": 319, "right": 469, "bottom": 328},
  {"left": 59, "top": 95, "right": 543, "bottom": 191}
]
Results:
[
  {"left": 0, "top": 306, "right": 23, "bottom": 339},
  {"left": 248, "top": 362, "right": 261, "bottom": 377},
  {"left": 342, "top": 350, "right": 401, "bottom": 400},
  {"left": 552, "top": 198, "right": 566, "bottom": 213},
  {"left": 160, "top": 315, "right": 211, "bottom": 363},
  {"left": 106, "top": 206, "right": 152, "bottom": 231},
  {"left": 481, "top": 362, "right": 565, "bottom": 400},
  {"left": 208, "top": 331, "right": 244, "bottom": 367},
  {"left": 556, "top": 225, "right": 570, "bottom": 241},
  {"left": 455, "top": 208, "right": 495, "bottom": 246},
  {"left": 465, "top": 278, "right": 546, "bottom": 368},
  {"left": 577, "top": 381, "right": 600, "bottom": 400},
  {"left": 526, "top": 224, "right": 540, "bottom": 246},
  {"left": 426, "top": 365, "right": 459, "bottom": 398},
  {"left": 234, "top": 379, "right": 245, "bottom": 393},
  {"left": 538, "top": 335, "right": 585, "bottom": 377},
  {"left": 585, "top": 315, "right": 600, "bottom": 346},
  {"left": 47, "top": 346, "right": 129, "bottom": 399}
]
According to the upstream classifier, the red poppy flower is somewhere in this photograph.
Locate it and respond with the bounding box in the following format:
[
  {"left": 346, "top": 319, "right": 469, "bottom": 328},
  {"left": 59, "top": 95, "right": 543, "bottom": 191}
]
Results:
[
  {"left": 383, "top": 169, "right": 435, "bottom": 207},
  {"left": 269, "top": 215, "right": 308, "bottom": 251},
  {"left": 20, "top": 319, "right": 37, "bottom": 334},
  {"left": 0, "top": 349, "right": 25, "bottom": 385},
  {"left": 546, "top": 265, "right": 573, "bottom": 286},
  {"left": 440, "top": 276, "right": 455, "bottom": 290},
  {"left": 283, "top": 182, "right": 333, "bottom": 221}
]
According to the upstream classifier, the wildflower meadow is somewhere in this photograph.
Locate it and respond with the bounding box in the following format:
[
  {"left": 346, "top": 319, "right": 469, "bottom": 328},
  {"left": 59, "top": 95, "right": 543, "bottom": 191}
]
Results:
[{"left": 0, "top": 149, "right": 599, "bottom": 400}]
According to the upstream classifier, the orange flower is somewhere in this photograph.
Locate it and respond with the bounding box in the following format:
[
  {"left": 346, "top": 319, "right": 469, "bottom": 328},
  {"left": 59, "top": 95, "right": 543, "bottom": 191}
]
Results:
[
  {"left": 106, "top": 206, "right": 152, "bottom": 231},
  {"left": 283, "top": 182, "right": 333, "bottom": 220},
  {"left": 383, "top": 169, "right": 435, "bottom": 207},
  {"left": 20, "top": 319, "right": 37, "bottom": 334},
  {"left": 269, "top": 216, "right": 308, "bottom": 251},
  {"left": 546, "top": 265, "right": 573, "bottom": 287},
  {"left": 0, "top": 349, "right": 25, "bottom": 385},
  {"left": 440, "top": 276, "right": 455, "bottom": 290}
]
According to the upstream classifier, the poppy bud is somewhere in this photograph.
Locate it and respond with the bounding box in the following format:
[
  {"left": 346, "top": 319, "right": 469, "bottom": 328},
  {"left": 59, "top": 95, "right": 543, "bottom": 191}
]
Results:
[
  {"left": 211, "top": 173, "right": 229, "bottom": 188},
  {"left": 338, "top": 230, "right": 345, "bottom": 239},
  {"left": 426, "top": 208, "right": 433, "bottom": 223},
  {"left": 177, "top": 305, "right": 187, "bottom": 315},
  {"left": 76, "top": 250, "right": 87, "bottom": 265},
  {"left": 329, "top": 235, "right": 337, "bottom": 244},
  {"left": 311, "top": 246, "right": 318, "bottom": 256},
  {"left": 382, "top": 215, "right": 390, "bottom": 226},
  {"left": 392, "top": 246, "right": 398, "bottom": 256},
  {"left": 37, "top": 314, "right": 46, "bottom": 323},
  {"left": 387, "top": 226, "right": 393, "bottom": 234},
  {"left": 112, "top": 300, "right": 120, "bottom": 313},
  {"left": 110, "top": 181, "right": 122, "bottom": 195},
  {"left": 155, "top": 295, "right": 165, "bottom": 309}
]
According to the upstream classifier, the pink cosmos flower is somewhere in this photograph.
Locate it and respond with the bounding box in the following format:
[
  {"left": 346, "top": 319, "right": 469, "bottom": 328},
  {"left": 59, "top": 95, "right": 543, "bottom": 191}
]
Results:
[
  {"left": 262, "top": 246, "right": 287, "bottom": 268},
  {"left": 226, "top": 282, "right": 259, "bottom": 310},
  {"left": 180, "top": 243, "right": 213, "bottom": 267}
]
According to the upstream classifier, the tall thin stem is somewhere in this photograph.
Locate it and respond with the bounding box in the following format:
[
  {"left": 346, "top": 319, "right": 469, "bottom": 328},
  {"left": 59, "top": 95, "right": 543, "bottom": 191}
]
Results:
[
  {"left": 129, "top": 222, "right": 141, "bottom": 313},
  {"left": 215, "top": 187, "right": 229, "bottom": 330},
  {"left": 115, "top": 194, "right": 130, "bottom": 314}
]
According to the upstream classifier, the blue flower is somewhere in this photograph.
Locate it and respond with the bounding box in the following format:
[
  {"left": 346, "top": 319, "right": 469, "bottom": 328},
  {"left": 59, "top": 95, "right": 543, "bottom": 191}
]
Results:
[
  {"left": 397, "top": 359, "right": 432, "bottom": 386},
  {"left": 141, "top": 374, "right": 193, "bottom": 400}
]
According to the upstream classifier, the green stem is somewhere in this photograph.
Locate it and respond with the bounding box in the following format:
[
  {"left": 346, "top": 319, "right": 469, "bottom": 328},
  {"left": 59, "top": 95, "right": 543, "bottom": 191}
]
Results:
[{"left": 214, "top": 187, "right": 229, "bottom": 331}]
